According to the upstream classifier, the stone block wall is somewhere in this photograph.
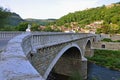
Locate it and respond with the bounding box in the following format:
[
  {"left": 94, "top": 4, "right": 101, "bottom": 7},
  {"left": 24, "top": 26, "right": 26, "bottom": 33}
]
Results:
[
  {"left": 28, "top": 42, "right": 70, "bottom": 77},
  {"left": 93, "top": 42, "right": 120, "bottom": 50},
  {"left": 95, "top": 34, "right": 120, "bottom": 41}
]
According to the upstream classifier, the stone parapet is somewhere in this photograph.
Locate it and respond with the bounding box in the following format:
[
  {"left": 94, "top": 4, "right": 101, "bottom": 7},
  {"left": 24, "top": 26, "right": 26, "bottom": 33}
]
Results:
[
  {"left": 0, "top": 31, "right": 23, "bottom": 40},
  {"left": 0, "top": 32, "right": 44, "bottom": 80},
  {"left": 31, "top": 32, "right": 95, "bottom": 51}
]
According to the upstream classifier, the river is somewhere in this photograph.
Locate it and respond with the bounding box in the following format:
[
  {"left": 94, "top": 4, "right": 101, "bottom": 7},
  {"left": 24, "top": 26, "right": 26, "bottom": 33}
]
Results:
[{"left": 87, "top": 62, "right": 120, "bottom": 80}]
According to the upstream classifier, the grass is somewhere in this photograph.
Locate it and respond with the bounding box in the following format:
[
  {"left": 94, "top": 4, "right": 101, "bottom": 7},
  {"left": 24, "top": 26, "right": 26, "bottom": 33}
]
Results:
[{"left": 88, "top": 49, "right": 120, "bottom": 71}]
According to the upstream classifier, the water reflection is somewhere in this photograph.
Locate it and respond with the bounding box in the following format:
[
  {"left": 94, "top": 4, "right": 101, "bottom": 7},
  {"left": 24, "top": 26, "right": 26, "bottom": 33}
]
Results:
[{"left": 47, "top": 72, "right": 69, "bottom": 80}]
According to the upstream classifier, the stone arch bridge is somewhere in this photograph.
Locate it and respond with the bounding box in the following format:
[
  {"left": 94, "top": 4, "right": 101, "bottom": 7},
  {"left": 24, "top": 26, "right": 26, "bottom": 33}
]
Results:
[{"left": 0, "top": 32, "right": 96, "bottom": 80}]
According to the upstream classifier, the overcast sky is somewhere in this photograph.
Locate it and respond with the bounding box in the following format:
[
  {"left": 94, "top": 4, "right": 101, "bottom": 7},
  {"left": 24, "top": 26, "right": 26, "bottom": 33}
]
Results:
[{"left": 0, "top": 0, "right": 120, "bottom": 19}]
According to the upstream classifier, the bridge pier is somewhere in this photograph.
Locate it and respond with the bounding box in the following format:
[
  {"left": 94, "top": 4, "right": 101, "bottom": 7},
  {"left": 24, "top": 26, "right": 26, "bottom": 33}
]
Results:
[
  {"left": 81, "top": 57, "right": 87, "bottom": 79},
  {"left": 85, "top": 49, "right": 94, "bottom": 57}
]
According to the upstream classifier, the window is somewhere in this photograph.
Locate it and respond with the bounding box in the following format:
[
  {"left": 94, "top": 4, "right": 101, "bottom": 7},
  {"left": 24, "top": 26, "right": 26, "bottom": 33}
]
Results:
[{"left": 101, "top": 44, "right": 105, "bottom": 48}]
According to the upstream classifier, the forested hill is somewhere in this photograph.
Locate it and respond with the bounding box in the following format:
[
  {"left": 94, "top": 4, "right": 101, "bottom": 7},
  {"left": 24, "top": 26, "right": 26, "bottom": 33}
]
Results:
[
  {"left": 0, "top": 6, "right": 56, "bottom": 26},
  {"left": 0, "top": 6, "right": 57, "bottom": 31},
  {"left": 6, "top": 14, "right": 56, "bottom": 26},
  {"left": 25, "top": 18, "right": 56, "bottom": 26},
  {"left": 0, "top": 9, "right": 24, "bottom": 27},
  {"left": 55, "top": 2, "right": 120, "bottom": 28},
  {"left": 6, "top": 13, "right": 24, "bottom": 26}
]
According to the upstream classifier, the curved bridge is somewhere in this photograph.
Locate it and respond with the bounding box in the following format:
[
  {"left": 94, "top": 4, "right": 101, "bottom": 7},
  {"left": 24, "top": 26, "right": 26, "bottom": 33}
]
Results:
[{"left": 0, "top": 32, "right": 96, "bottom": 80}]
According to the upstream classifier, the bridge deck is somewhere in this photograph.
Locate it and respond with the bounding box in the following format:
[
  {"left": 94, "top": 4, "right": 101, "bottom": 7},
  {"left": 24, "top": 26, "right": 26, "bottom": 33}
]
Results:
[{"left": 0, "top": 40, "right": 9, "bottom": 51}]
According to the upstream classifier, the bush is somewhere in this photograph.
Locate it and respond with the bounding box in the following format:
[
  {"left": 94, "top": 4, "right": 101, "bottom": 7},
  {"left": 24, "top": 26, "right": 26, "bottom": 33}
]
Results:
[{"left": 101, "top": 38, "right": 112, "bottom": 42}]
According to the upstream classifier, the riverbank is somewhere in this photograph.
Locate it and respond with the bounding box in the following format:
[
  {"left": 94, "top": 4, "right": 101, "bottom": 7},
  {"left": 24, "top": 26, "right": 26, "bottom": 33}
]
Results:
[{"left": 88, "top": 49, "right": 120, "bottom": 71}]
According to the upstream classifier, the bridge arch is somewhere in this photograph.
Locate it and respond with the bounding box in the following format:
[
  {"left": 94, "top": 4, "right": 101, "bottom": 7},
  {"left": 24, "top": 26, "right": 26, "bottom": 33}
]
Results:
[
  {"left": 44, "top": 43, "right": 82, "bottom": 79},
  {"left": 84, "top": 39, "right": 92, "bottom": 57}
]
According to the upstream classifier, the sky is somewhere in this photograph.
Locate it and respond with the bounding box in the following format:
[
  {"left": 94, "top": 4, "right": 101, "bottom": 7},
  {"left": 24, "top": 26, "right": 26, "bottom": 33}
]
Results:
[{"left": 0, "top": 0, "right": 120, "bottom": 19}]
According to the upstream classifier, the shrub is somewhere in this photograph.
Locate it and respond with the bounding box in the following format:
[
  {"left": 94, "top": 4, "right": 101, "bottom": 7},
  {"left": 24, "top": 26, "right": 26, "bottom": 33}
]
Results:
[{"left": 101, "top": 38, "right": 112, "bottom": 42}]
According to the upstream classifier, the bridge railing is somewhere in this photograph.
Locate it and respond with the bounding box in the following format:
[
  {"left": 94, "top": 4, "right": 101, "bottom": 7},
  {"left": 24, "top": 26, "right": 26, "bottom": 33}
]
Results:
[
  {"left": 0, "top": 31, "right": 24, "bottom": 40},
  {"left": 31, "top": 32, "right": 95, "bottom": 51}
]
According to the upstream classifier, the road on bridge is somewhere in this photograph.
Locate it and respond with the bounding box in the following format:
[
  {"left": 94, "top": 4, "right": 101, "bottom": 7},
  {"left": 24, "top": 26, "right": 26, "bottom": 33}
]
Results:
[{"left": 0, "top": 39, "right": 9, "bottom": 51}]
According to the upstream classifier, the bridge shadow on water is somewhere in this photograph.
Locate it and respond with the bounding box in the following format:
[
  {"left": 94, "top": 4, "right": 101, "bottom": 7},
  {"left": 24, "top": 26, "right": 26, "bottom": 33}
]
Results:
[
  {"left": 47, "top": 72, "right": 69, "bottom": 80},
  {"left": 47, "top": 71, "right": 84, "bottom": 80}
]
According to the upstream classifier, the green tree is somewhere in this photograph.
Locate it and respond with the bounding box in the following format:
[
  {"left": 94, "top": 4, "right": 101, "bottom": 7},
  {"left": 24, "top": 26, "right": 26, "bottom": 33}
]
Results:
[
  {"left": 101, "top": 23, "right": 110, "bottom": 34},
  {"left": 44, "top": 26, "right": 53, "bottom": 32},
  {"left": 96, "top": 28, "right": 102, "bottom": 34},
  {"left": 0, "top": 7, "right": 11, "bottom": 29},
  {"left": 110, "top": 24, "right": 120, "bottom": 34},
  {"left": 16, "top": 22, "right": 28, "bottom": 31},
  {"left": 31, "top": 23, "right": 40, "bottom": 31}
]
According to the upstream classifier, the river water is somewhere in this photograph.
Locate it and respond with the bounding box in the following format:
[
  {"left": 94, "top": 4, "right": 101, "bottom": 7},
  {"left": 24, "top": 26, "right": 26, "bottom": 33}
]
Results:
[
  {"left": 47, "top": 62, "right": 120, "bottom": 80},
  {"left": 87, "top": 62, "right": 120, "bottom": 80}
]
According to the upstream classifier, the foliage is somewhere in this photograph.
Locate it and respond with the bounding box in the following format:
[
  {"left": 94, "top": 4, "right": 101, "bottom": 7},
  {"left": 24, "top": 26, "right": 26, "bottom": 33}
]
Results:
[
  {"left": 88, "top": 49, "right": 120, "bottom": 70},
  {"left": 52, "top": 3, "right": 120, "bottom": 34},
  {"left": 0, "top": 7, "right": 24, "bottom": 31},
  {"left": 101, "top": 38, "right": 120, "bottom": 42},
  {"left": 31, "top": 23, "right": 40, "bottom": 31},
  {"left": 6, "top": 13, "right": 24, "bottom": 26},
  {"left": 0, "top": 25, "right": 16, "bottom": 31},
  {"left": 43, "top": 26, "right": 60, "bottom": 32},
  {"left": 25, "top": 18, "right": 56, "bottom": 26},
  {"left": 0, "top": 7, "right": 11, "bottom": 29},
  {"left": 15, "top": 22, "right": 29, "bottom": 31},
  {"left": 115, "top": 40, "right": 120, "bottom": 42},
  {"left": 101, "top": 38, "right": 112, "bottom": 42}
]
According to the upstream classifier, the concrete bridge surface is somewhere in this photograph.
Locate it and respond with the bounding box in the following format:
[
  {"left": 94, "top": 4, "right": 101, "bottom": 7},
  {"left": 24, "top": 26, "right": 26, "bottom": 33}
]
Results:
[
  {"left": 0, "top": 39, "right": 8, "bottom": 51},
  {"left": 0, "top": 31, "right": 96, "bottom": 80}
]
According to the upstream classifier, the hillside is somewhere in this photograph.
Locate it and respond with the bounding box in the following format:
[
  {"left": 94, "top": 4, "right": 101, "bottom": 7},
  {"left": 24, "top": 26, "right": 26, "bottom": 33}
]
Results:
[
  {"left": 52, "top": 2, "right": 120, "bottom": 33},
  {"left": 6, "top": 13, "right": 24, "bottom": 26},
  {"left": 56, "top": 2, "right": 120, "bottom": 26},
  {"left": 6, "top": 13, "right": 56, "bottom": 27},
  {"left": 25, "top": 18, "right": 56, "bottom": 26}
]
